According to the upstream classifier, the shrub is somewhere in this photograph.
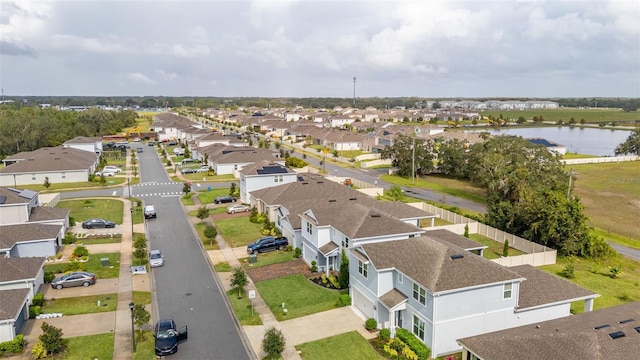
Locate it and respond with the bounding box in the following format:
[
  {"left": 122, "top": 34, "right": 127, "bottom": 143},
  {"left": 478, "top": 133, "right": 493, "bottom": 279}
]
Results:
[
  {"left": 294, "top": 247, "right": 302, "bottom": 258},
  {"left": 133, "top": 236, "right": 147, "bottom": 250},
  {"left": 328, "top": 275, "right": 340, "bottom": 289},
  {"left": 72, "top": 246, "right": 89, "bottom": 258},
  {"left": 311, "top": 261, "right": 317, "bottom": 272},
  {"left": 64, "top": 261, "right": 86, "bottom": 272},
  {"left": 396, "top": 328, "right": 431, "bottom": 360},
  {"left": 338, "top": 249, "right": 349, "bottom": 289},
  {"left": 284, "top": 245, "right": 293, "bottom": 252},
  {"left": 502, "top": 239, "right": 509, "bottom": 257},
  {"left": 39, "top": 322, "right": 66, "bottom": 355},
  {"left": 69, "top": 217, "right": 76, "bottom": 226},
  {"left": 32, "top": 293, "right": 45, "bottom": 306},
  {"left": 321, "top": 273, "right": 328, "bottom": 284},
  {"left": 31, "top": 340, "right": 47, "bottom": 359},
  {"left": 29, "top": 305, "right": 42, "bottom": 318},
  {"left": 63, "top": 232, "right": 77, "bottom": 245},
  {"left": 383, "top": 343, "right": 398, "bottom": 358},
  {"left": 44, "top": 271, "right": 55, "bottom": 283},
  {"left": 262, "top": 327, "right": 285, "bottom": 358},
  {"left": 379, "top": 328, "right": 391, "bottom": 341},
  {"left": 0, "top": 334, "right": 25, "bottom": 355},
  {"left": 337, "top": 294, "right": 351, "bottom": 307},
  {"left": 365, "top": 318, "right": 377, "bottom": 331},
  {"left": 561, "top": 264, "right": 575, "bottom": 279}
]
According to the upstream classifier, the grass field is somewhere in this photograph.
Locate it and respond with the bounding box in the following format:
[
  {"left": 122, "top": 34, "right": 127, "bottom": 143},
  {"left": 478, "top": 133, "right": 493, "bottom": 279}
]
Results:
[
  {"left": 481, "top": 108, "right": 640, "bottom": 123},
  {"left": 64, "top": 333, "right": 114, "bottom": 360},
  {"left": 43, "top": 293, "right": 118, "bottom": 315},
  {"left": 20, "top": 178, "right": 127, "bottom": 192},
  {"left": 44, "top": 253, "right": 121, "bottom": 278},
  {"left": 297, "top": 331, "right": 384, "bottom": 360},
  {"left": 131, "top": 330, "right": 155, "bottom": 360},
  {"left": 194, "top": 223, "right": 220, "bottom": 250},
  {"left": 214, "top": 217, "right": 263, "bottom": 247},
  {"left": 569, "top": 161, "right": 640, "bottom": 241},
  {"left": 58, "top": 199, "right": 124, "bottom": 224},
  {"left": 255, "top": 274, "right": 347, "bottom": 321},
  {"left": 240, "top": 250, "right": 298, "bottom": 268},
  {"left": 468, "top": 234, "right": 526, "bottom": 259},
  {"left": 197, "top": 188, "right": 232, "bottom": 204},
  {"left": 381, "top": 174, "right": 487, "bottom": 204}
]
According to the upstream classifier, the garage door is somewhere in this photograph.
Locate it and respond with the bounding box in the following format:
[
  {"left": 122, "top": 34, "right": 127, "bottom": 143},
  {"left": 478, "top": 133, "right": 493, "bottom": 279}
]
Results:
[
  {"left": 15, "top": 305, "right": 27, "bottom": 335},
  {"left": 353, "top": 288, "right": 375, "bottom": 319}
]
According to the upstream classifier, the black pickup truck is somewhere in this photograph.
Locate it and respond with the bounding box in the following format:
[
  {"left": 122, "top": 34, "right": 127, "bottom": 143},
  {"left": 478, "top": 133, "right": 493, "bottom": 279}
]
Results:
[{"left": 247, "top": 236, "right": 288, "bottom": 255}]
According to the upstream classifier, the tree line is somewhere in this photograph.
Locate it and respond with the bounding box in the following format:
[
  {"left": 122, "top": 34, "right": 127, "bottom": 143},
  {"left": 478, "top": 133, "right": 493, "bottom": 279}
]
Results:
[
  {"left": 381, "top": 134, "right": 620, "bottom": 258},
  {"left": 0, "top": 107, "right": 137, "bottom": 157}
]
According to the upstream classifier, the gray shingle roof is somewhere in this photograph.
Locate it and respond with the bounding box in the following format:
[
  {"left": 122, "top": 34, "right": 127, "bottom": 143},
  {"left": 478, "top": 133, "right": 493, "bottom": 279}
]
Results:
[
  {"left": 0, "top": 187, "right": 34, "bottom": 205},
  {"left": 0, "top": 146, "right": 98, "bottom": 173},
  {"left": 458, "top": 301, "right": 640, "bottom": 360},
  {"left": 0, "top": 223, "right": 61, "bottom": 249},
  {"left": 425, "top": 229, "right": 487, "bottom": 251},
  {"left": 361, "top": 236, "right": 524, "bottom": 292},
  {"left": 0, "top": 288, "right": 30, "bottom": 321},
  {"left": 28, "top": 207, "right": 70, "bottom": 222},
  {"left": 510, "top": 264, "right": 597, "bottom": 309},
  {"left": 0, "top": 257, "right": 45, "bottom": 282},
  {"left": 239, "top": 160, "right": 295, "bottom": 176},
  {"left": 63, "top": 136, "right": 102, "bottom": 144}
]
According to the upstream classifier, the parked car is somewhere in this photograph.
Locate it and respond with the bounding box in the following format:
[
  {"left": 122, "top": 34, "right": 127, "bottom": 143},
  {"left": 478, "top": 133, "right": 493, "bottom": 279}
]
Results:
[
  {"left": 116, "top": 141, "right": 129, "bottom": 149},
  {"left": 148, "top": 141, "right": 156, "bottom": 146},
  {"left": 144, "top": 205, "right": 157, "bottom": 219},
  {"left": 247, "top": 236, "right": 288, "bottom": 255},
  {"left": 214, "top": 196, "right": 236, "bottom": 204},
  {"left": 181, "top": 168, "right": 196, "bottom": 174},
  {"left": 227, "top": 204, "right": 250, "bottom": 214},
  {"left": 104, "top": 141, "right": 116, "bottom": 149},
  {"left": 195, "top": 166, "right": 210, "bottom": 173},
  {"left": 51, "top": 271, "right": 96, "bottom": 289},
  {"left": 149, "top": 250, "right": 164, "bottom": 267},
  {"left": 137, "top": 147, "right": 143, "bottom": 153},
  {"left": 103, "top": 166, "right": 123, "bottom": 173},
  {"left": 133, "top": 137, "right": 141, "bottom": 142},
  {"left": 167, "top": 140, "right": 178, "bottom": 146},
  {"left": 95, "top": 171, "right": 115, "bottom": 177},
  {"left": 173, "top": 148, "right": 184, "bottom": 155},
  {"left": 181, "top": 158, "right": 194, "bottom": 165},
  {"left": 82, "top": 218, "right": 116, "bottom": 229},
  {"left": 154, "top": 319, "right": 188, "bottom": 356}
]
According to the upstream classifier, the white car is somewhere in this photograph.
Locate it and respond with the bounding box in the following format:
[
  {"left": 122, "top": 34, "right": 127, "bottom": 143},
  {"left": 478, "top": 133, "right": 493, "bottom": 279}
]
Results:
[
  {"left": 95, "top": 171, "right": 115, "bottom": 177},
  {"left": 173, "top": 148, "right": 185, "bottom": 155},
  {"left": 149, "top": 250, "right": 164, "bottom": 267},
  {"left": 103, "top": 166, "right": 122, "bottom": 173},
  {"left": 196, "top": 166, "right": 210, "bottom": 173}
]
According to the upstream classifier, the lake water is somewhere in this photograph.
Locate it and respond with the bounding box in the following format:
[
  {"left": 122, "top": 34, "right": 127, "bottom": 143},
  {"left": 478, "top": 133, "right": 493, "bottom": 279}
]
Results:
[{"left": 466, "top": 127, "right": 633, "bottom": 156}]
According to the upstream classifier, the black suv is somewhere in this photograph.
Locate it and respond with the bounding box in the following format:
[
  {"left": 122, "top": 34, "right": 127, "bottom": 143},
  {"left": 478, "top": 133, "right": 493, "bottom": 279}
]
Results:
[{"left": 214, "top": 196, "right": 236, "bottom": 204}]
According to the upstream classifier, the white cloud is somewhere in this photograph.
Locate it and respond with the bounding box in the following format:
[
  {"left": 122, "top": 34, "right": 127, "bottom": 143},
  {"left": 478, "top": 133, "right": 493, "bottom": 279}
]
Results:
[
  {"left": 124, "top": 72, "right": 155, "bottom": 84},
  {"left": 157, "top": 70, "right": 178, "bottom": 81}
]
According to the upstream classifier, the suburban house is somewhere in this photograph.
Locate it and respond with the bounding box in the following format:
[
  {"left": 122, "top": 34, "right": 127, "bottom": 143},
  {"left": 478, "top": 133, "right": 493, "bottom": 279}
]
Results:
[
  {"left": 458, "top": 301, "right": 640, "bottom": 360},
  {"left": 350, "top": 236, "right": 597, "bottom": 357},
  {"left": 62, "top": 136, "right": 103, "bottom": 154},
  {"left": 0, "top": 256, "right": 46, "bottom": 342},
  {"left": 152, "top": 112, "right": 195, "bottom": 142},
  {"left": 198, "top": 145, "right": 283, "bottom": 176},
  {"left": 0, "top": 147, "right": 100, "bottom": 186},
  {"left": 238, "top": 160, "right": 298, "bottom": 204},
  {"left": 0, "top": 187, "right": 40, "bottom": 225}
]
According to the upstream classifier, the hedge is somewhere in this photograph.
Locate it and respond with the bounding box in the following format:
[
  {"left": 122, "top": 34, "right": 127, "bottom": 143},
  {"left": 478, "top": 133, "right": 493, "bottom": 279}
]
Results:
[
  {"left": 0, "top": 334, "right": 25, "bottom": 355},
  {"left": 396, "top": 328, "right": 431, "bottom": 360}
]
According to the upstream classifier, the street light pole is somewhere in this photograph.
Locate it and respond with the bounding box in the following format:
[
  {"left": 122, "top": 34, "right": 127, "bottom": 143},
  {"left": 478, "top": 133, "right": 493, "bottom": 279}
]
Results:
[
  {"left": 127, "top": 177, "right": 131, "bottom": 200},
  {"left": 130, "top": 208, "right": 134, "bottom": 236},
  {"left": 129, "top": 302, "right": 136, "bottom": 352}
]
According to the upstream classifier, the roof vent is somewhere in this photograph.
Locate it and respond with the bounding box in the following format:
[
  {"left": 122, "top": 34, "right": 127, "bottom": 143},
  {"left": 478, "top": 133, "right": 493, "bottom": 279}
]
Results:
[
  {"left": 619, "top": 319, "right": 635, "bottom": 324},
  {"left": 349, "top": 197, "right": 357, "bottom": 200},
  {"left": 317, "top": 181, "right": 323, "bottom": 184},
  {"left": 594, "top": 324, "right": 610, "bottom": 330},
  {"left": 329, "top": 199, "right": 337, "bottom": 203},
  {"left": 54, "top": 157, "right": 61, "bottom": 160},
  {"left": 608, "top": 331, "right": 625, "bottom": 339},
  {"left": 370, "top": 214, "right": 381, "bottom": 218},
  {"left": 450, "top": 254, "right": 464, "bottom": 260},
  {"left": 634, "top": 326, "right": 640, "bottom": 333}
]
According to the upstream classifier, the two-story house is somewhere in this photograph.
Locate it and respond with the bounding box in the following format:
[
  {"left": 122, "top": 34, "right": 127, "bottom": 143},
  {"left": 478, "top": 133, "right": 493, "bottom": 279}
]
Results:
[{"left": 238, "top": 161, "right": 298, "bottom": 204}]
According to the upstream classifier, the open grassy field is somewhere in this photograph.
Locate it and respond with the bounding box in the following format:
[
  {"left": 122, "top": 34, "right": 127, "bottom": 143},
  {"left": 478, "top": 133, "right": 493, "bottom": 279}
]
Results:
[
  {"left": 57, "top": 199, "right": 124, "bottom": 224},
  {"left": 481, "top": 108, "right": 640, "bottom": 123},
  {"left": 569, "top": 161, "right": 640, "bottom": 242},
  {"left": 468, "top": 234, "right": 526, "bottom": 259}
]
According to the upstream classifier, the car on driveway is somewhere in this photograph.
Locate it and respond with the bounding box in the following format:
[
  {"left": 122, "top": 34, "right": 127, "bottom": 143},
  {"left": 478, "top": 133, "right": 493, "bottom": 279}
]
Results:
[
  {"left": 82, "top": 218, "right": 116, "bottom": 229},
  {"left": 51, "top": 271, "right": 96, "bottom": 289},
  {"left": 154, "top": 319, "right": 188, "bottom": 356},
  {"left": 181, "top": 168, "right": 196, "bottom": 174},
  {"left": 195, "top": 166, "right": 210, "bottom": 173},
  {"left": 227, "top": 204, "right": 250, "bottom": 214},
  {"left": 214, "top": 196, "right": 236, "bottom": 204},
  {"left": 103, "top": 166, "right": 123, "bottom": 173},
  {"left": 95, "top": 170, "right": 116, "bottom": 177},
  {"left": 149, "top": 250, "right": 164, "bottom": 267},
  {"left": 247, "top": 236, "right": 288, "bottom": 255}
]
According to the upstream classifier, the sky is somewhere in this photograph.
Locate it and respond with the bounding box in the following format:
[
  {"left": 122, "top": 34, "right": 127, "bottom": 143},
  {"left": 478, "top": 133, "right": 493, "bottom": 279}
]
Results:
[{"left": 1, "top": 0, "right": 639, "bottom": 98}]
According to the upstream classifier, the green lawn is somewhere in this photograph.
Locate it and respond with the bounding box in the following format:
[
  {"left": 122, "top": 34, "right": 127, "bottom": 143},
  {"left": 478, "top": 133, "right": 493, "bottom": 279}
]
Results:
[
  {"left": 240, "top": 250, "right": 299, "bottom": 269},
  {"left": 380, "top": 174, "right": 487, "bottom": 204},
  {"left": 194, "top": 223, "right": 220, "bottom": 250},
  {"left": 197, "top": 188, "right": 232, "bottom": 204},
  {"left": 297, "top": 331, "right": 384, "bottom": 360},
  {"left": 133, "top": 291, "right": 152, "bottom": 305},
  {"left": 215, "top": 217, "right": 264, "bottom": 247},
  {"left": 541, "top": 255, "right": 640, "bottom": 312},
  {"left": 214, "top": 262, "right": 232, "bottom": 272},
  {"left": 226, "top": 288, "right": 263, "bottom": 325},
  {"left": 77, "top": 235, "right": 122, "bottom": 245},
  {"left": 183, "top": 173, "right": 236, "bottom": 182},
  {"left": 43, "top": 294, "right": 118, "bottom": 315},
  {"left": 188, "top": 206, "right": 227, "bottom": 216},
  {"left": 256, "top": 274, "right": 346, "bottom": 321},
  {"left": 44, "top": 253, "right": 121, "bottom": 278},
  {"left": 468, "top": 234, "right": 526, "bottom": 260},
  {"left": 482, "top": 108, "right": 640, "bottom": 123},
  {"left": 562, "top": 153, "right": 598, "bottom": 159},
  {"left": 181, "top": 193, "right": 195, "bottom": 205},
  {"left": 58, "top": 199, "right": 124, "bottom": 224},
  {"left": 20, "top": 178, "right": 127, "bottom": 192},
  {"left": 64, "top": 333, "right": 114, "bottom": 360},
  {"left": 132, "top": 330, "right": 155, "bottom": 360}
]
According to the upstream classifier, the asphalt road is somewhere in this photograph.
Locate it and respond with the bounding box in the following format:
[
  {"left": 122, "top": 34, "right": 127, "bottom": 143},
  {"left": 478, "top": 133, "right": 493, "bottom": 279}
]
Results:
[{"left": 609, "top": 243, "right": 640, "bottom": 262}]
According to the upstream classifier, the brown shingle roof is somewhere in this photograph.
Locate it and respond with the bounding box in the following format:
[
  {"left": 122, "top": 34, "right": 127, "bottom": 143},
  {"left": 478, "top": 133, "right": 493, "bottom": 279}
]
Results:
[
  {"left": 0, "top": 257, "right": 45, "bottom": 282},
  {"left": 457, "top": 301, "right": 640, "bottom": 360},
  {"left": 63, "top": 136, "right": 102, "bottom": 144},
  {"left": 379, "top": 288, "right": 408, "bottom": 309},
  {"left": 28, "top": 207, "right": 70, "bottom": 222},
  {"left": 361, "top": 236, "right": 523, "bottom": 292},
  {"left": 239, "top": 160, "right": 295, "bottom": 176},
  {"left": 0, "top": 223, "right": 61, "bottom": 249},
  {"left": 425, "top": 229, "right": 487, "bottom": 251},
  {"left": 0, "top": 146, "right": 98, "bottom": 173},
  {"left": 0, "top": 187, "right": 35, "bottom": 205},
  {"left": 510, "top": 264, "right": 597, "bottom": 309},
  {"left": 0, "top": 288, "right": 30, "bottom": 321}
]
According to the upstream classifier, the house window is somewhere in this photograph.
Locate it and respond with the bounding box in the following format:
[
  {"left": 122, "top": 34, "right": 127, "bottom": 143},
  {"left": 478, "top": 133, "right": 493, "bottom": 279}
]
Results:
[
  {"left": 398, "top": 273, "right": 403, "bottom": 284},
  {"left": 342, "top": 237, "right": 350, "bottom": 248},
  {"left": 358, "top": 260, "right": 368, "bottom": 278},
  {"left": 412, "top": 283, "right": 426, "bottom": 305},
  {"left": 61, "top": 172, "right": 66, "bottom": 179},
  {"left": 274, "top": 175, "right": 283, "bottom": 183},
  {"left": 32, "top": 174, "right": 36, "bottom": 180},
  {"left": 412, "top": 315, "right": 425, "bottom": 340},
  {"left": 234, "top": 164, "right": 238, "bottom": 170},
  {"left": 503, "top": 283, "right": 513, "bottom": 299},
  {"left": 306, "top": 222, "right": 313, "bottom": 235}
]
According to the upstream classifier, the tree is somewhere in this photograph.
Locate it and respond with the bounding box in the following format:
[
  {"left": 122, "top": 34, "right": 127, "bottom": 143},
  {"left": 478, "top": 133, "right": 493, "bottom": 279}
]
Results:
[
  {"left": 615, "top": 128, "right": 640, "bottom": 155},
  {"left": 230, "top": 267, "right": 248, "bottom": 298},
  {"left": 503, "top": 239, "right": 509, "bottom": 257},
  {"left": 435, "top": 138, "right": 468, "bottom": 178},
  {"left": 338, "top": 249, "right": 349, "bottom": 289},
  {"left": 204, "top": 224, "right": 217, "bottom": 246},
  {"left": 43, "top": 176, "right": 51, "bottom": 189},
  {"left": 196, "top": 206, "right": 210, "bottom": 224},
  {"left": 39, "top": 322, "right": 66, "bottom": 355},
  {"left": 262, "top": 327, "right": 285, "bottom": 359},
  {"left": 182, "top": 182, "right": 191, "bottom": 194},
  {"left": 385, "top": 186, "right": 405, "bottom": 201},
  {"left": 229, "top": 183, "right": 238, "bottom": 197},
  {"left": 380, "top": 134, "right": 434, "bottom": 177},
  {"left": 133, "top": 304, "right": 150, "bottom": 340}
]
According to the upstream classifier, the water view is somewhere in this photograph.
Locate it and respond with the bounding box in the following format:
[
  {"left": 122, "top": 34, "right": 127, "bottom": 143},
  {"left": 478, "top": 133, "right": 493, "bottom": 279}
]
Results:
[{"left": 467, "top": 127, "right": 633, "bottom": 156}]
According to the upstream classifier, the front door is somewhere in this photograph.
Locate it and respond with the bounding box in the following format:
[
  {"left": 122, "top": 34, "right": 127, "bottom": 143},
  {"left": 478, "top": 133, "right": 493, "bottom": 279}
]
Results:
[{"left": 396, "top": 310, "right": 402, "bottom": 328}]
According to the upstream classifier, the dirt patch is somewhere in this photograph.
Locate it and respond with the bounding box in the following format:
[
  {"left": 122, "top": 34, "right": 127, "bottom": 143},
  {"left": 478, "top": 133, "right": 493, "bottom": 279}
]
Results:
[{"left": 246, "top": 258, "right": 316, "bottom": 282}]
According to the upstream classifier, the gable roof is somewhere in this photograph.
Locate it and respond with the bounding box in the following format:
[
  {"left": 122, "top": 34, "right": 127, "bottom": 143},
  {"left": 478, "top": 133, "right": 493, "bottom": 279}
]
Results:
[
  {"left": 28, "top": 207, "right": 70, "bottom": 222},
  {"left": 0, "top": 288, "right": 30, "bottom": 321},
  {"left": 360, "top": 236, "right": 523, "bottom": 293},
  {"left": 458, "top": 301, "right": 640, "bottom": 360},
  {"left": 0, "top": 223, "right": 61, "bottom": 249},
  {"left": 0, "top": 257, "right": 45, "bottom": 282},
  {"left": 0, "top": 187, "right": 38, "bottom": 205},
  {"left": 63, "top": 136, "right": 102, "bottom": 144},
  {"left": 239, "top": 160, "right": 295, "bottom": 176},
  {"left": 424, "top": 229, "right": 487, "bottom": 251},
  {"left": 0, "top": 146, "right": 98, "bottom": 173}
]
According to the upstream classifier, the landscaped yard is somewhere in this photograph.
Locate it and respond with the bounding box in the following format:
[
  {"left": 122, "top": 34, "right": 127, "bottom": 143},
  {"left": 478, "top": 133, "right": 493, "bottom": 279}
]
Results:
[
  {"left": 44, "top": 252, "right": 121, "bottom": 278},
  {"left": 297, "top": 331, "right": 384, "bottom": 360},
  {"left": 58, "top": 199, "right": 124, "bottom": 224},
  {"left": 214, "top": 261, "right": 232, "bottom": 272},
  {"left": 76, "top": 234, "right": 122, "bottom": 245},
  {"left": 42, "top": 293, "right": 118, "bottom": 315},
  {"left": 542, "top": 254, "right": 640, "bottom": 313},
  {"left": 197, "top": 188, "right": 233, "bottom": 204},
  {"left": 214, "top": 217, "right": 264, "bottom": 247},
  {"left": 468, "top": 234, "right": 526, "bottom": 259},
  {"left": 380, "top": 174, "right": 487, "bottom": 204},
  {"left": 240, "top": 249, "right": 298, "bottom": 269},
  {"left": 20, "top": 178, "right": 127, "bottom": 192},
  {"left": 226, "top": 288, "right": 263, "bottom": 326},
  {"left": 64, "top": 333, "right": 114, "bottom": 360},
  {"left": 255, "top": 274, "right": 347, "bottom": 321}
]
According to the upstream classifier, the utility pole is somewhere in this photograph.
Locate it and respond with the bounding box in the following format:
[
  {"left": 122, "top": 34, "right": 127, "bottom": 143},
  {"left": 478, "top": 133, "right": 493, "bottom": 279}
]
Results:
[
  {"left": 353, "top": 77, "right": 356, "bottom": 107},
  {"left": 412, "top": 138, "right": 416, "bottom": 185}
]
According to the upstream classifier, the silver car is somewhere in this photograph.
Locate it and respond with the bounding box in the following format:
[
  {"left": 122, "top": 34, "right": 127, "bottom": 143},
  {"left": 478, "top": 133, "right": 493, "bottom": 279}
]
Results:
[
  {"left": 227, "top": 204, "right": 250, "bottom": 214},
  {"left": 149, "top": 250, "right": 164, "bottom": 267},
  {"left": 51, "top": 271, "right": 96, "bottom": 289}
]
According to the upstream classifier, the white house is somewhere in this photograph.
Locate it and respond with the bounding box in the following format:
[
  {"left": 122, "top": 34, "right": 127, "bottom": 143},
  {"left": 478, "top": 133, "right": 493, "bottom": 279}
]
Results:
[
  {"left": 238, "top": 160, "right": 298, "bottom": 203},
  {"left": 63, "top": 136, "right": 103, "bottom": 154}
]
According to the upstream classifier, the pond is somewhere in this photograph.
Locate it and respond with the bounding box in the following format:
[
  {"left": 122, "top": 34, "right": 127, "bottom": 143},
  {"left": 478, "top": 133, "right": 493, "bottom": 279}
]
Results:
[{"left": 466, "top": 126, "right": 633, "bottom": 156}]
